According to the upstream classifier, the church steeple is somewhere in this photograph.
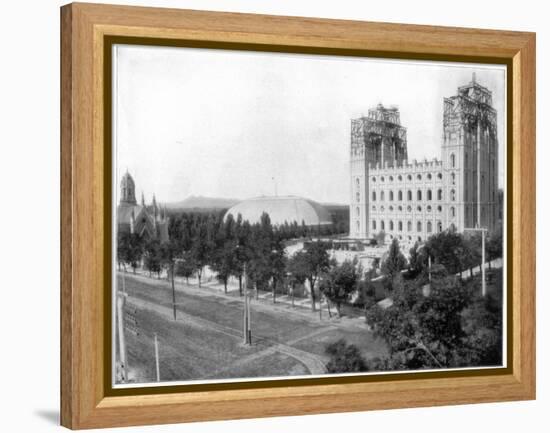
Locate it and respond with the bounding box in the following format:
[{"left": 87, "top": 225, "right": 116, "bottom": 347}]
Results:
[
  {"left": 141, "top": 191, "right": 145, "bottom": 206},
  {"left": 120, "top": 170, "right": 137, "bottom": 205},
  {"left": 152, "top": 194, "right": 158, "bottom": 219}
]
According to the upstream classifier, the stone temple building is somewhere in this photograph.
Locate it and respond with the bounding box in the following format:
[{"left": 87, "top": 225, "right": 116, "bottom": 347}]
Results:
[
  {"left": 117, "top": 171, "right": 169, "bottom": 242},
  {"left": 350, "top": 74, "right": 499, "bottom": 244}
]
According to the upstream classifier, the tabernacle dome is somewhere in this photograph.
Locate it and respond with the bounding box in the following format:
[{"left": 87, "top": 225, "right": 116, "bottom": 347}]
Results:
[{"left": 224, "top": 196, "right": 332, "bottom": 227}]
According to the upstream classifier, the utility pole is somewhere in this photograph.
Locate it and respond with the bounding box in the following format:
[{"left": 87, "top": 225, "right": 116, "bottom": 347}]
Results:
[
  {"left": 117, "top": 272, "right": 128, "bottom": 382},
  {"left": 154, "top": 333, "right": 160, "bottom": 382},
  {"left": 171, "top": 262, "right": 176, "bottom": 321},
  {"left": 464, "top": 227, "right": 487, "bottom": 297},
  {"left": 243, "top": 263, "right": 251, "bottom": 345}
]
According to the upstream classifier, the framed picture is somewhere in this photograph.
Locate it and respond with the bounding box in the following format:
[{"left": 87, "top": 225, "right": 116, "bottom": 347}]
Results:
[{"left": 60, "top": 3, "right": 535, "bottom": 429}]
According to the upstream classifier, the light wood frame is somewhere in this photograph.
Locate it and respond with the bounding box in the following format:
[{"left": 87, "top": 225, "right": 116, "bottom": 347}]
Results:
[{"left": 60, "top": 2, "right": 536, "bottom": 429}]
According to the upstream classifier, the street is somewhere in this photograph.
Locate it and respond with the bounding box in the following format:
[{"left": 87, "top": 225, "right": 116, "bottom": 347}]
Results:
[{"left": 116, "top": 272, "right": 387, "bottom": 384}]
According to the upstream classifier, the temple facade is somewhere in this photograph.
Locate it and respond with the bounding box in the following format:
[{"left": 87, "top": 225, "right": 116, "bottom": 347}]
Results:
[{"left": 350, "top": 74, "right": 499, "bottom": 244}]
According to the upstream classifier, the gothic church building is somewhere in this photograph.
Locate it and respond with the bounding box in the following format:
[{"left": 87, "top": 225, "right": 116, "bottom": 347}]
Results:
[
  {"left": 117, "top": 171, "right": 169, "bottom": 242},
  {"left": 350, "top": 75, "right": 499, "bottom": 244}
]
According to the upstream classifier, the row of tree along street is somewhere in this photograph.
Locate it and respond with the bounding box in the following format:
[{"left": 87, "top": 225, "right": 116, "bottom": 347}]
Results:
[{"left": 118, "top": 209, "right": 504, "bottom": 371}]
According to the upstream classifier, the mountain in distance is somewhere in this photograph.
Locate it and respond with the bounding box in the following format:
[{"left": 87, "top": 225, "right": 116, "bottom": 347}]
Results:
[{"left": 165, "top": 195, "right": 240, "bottom": 211}]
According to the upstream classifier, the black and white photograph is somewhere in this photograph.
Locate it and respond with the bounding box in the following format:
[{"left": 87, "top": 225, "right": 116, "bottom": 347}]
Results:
[{"left": 112, "top": 44, "right": 506, "bottom": 387}]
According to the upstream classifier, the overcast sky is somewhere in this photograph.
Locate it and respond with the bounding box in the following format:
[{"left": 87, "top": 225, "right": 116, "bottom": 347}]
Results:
[{"left": 114, "top": 45, "right": 506, "bottom": 205}]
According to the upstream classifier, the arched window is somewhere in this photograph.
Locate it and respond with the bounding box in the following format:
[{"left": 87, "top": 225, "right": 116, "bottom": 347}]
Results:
[
  {"left": 398, "top": 221, "right": 403, "bottom": 232},
  {"left": 407, "top": 190, "right": 412, "bottom": 201},
  {"left": 356, "top": 192, "right": 360, "bottom": 202},
  {"left": 389, "top": 206, "right": 394, "bottom": 212},
  {"left": 417, "top": 190, "right": 422, "bottom": 201},
  {"left": 389, "top": 190, "right": 394, "bottom": 201},
  {"left": 356, "top": 178, "right": 360, "bottom": 187},
  {"left": 450, "top": 206, "right": 456, "bottom": 217},
  {"left": 398, "top": 190, "right": 403, "bottom": 201},
  {"left": 398, "top": 175, "right": 403, "bottom": 181},
  {"left": 427, "top": 205, "right": 432, "bottom": 212},
  {"left": 381, "top": 220, "right": 385, "bottom": 230},
  {"left": 407, "top": 174, "right": 412, "bottom": 181},
  {"left": 417, "top": 205, "right": 422, "bottom": 212},
  {"left": 451, "top": 173, "right": 456, "bottom": 185},
  {"left": 451, "top": 153, "right": 456, "bottom": 168},
  {"left": 372, "top": 220, "right": 377, "bottom": 230},
  {"left": 417, "top": 174, "right": 422, "bottom": 180},
  {"left": 437, "top": 189, "right": 443, "bottom": 200},
  {"left": 389, "top": 220, "right": 394, "bottom": 231},
  {"left": 372, "top": 177, "right": 376, "bottom": 182},
  {"left": 407, "top": 221, "right": 412, "bottom": 232},
  {"left": 437, "top": 205, "right": 442, "bottom": 212},
  {"left": 427, "top": 189, "right": 432, "bottom": 201},
  {"left": 427, "top": 173, "right": 432, "bottom": 180},
  {"left": 437, "top": 221, "right": 442, "bottom": 232},
  {"left": 381, "top": 191, "right": 385, "bottom": 201},
  {"left": 372, "top": 191, "right": 376, "bottom": 201},
  {"left": 417, "top": 221, "right": 422, "bottom": 232},
  {"left": 389, "top": 176, "right": 394, "bottom": 182},
  {"left": 450, "top": 189, "right": 456, "bottom": 201},
  {"left": 356, "top": 207, "right": 360, "bottom": 217},
  {"left": 381, "top": 176, "right": 385, "bottom": 182},
  {"left": 427, "top": 221, "right": 432, "bottom": 233},
  {"left": 437, "top": 173, "right": 442, "bottom": 180},
  {"left": 398, "top": 206, "right": 403, "bottom": 211},
  {"left": 407, "top": 206, "right": 412, "bottom": 212}
]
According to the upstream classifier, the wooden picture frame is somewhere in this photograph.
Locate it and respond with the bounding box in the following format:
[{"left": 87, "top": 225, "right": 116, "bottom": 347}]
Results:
[{"left": 60, "top": 2, "right": 535, "bottom": 429}]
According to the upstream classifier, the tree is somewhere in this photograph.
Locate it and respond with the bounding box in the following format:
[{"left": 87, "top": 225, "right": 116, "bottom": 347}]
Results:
[
  {"left": 160, "top": 240, "right": 179, "bottom": 320},
  {"left": 230, "top": 215, "right": 252, "bottom": 296},
  {"left": 210, "top": 214, "right": 238, "bottom": 294},
  {"left": 301, "top": 241, "right": 331, "bottom": 311},
  {"left": 426, "top": 231, "right": 469, "bottom": 275},
  {"left": 408, "top": 241, "right": 427, "bottom": 278},
  {"left": 175, "top": 251, "right": 197, "bottom": 284},
  {"left": 325, "top": 339, "right": 367, "bottom": 373},
  {"left": 320, "top": 259, "right": 362, "bottom": 317},
  {"left": 365, "top": 273, "right": 477, "bottom": 370},
  {"left": 486, "top": 226, "right": 503, "bottom": 268},
  {"left": 374, "top": 230, "right": 386, "bottom": 246},
  {"left": 189, "top": 219, "right": 209, "bottom": 287},
  {"left": 143, "top": 239, "right": 162, "bottom": 278},
  {"left": 268, "top": 233, "right": 287, "bottom": 303},
  {"left": 117, "top": 231, "right": 143, "bottom": 273},
  {"left": 247, "top": 213, "right": 274, "bottom": 298},
  {"left": 381, "top": 238, "right": 407, "bottom": 286},
  {"left": 287, "top": 251, "right": 309, "bottom": 307}
]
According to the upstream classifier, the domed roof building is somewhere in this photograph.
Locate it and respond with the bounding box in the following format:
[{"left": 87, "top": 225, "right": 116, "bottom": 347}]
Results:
[{"left": 224, "top": 196, "right": 332, "bottom": 227}]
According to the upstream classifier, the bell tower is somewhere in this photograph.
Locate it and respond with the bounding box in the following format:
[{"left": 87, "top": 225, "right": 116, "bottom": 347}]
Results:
[{"left": 120, "top": 171, "right": 137, "bottom": 206}]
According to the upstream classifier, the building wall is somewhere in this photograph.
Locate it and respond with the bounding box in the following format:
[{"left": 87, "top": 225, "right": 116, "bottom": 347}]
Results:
[{"left": 365, "top": 159, "right": 451, "bottom": 244}]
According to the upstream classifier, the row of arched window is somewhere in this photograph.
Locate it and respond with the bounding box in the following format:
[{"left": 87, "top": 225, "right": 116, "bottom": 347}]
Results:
[
  {"left": 372, "top": 219, "right": 444, "bottom": 233},
  {"left": 369, "top": 205, "right": 456, "bottom": 216},
  {"left": 371, "top": 172, "right": 443, "bottom": 183},
  {"left": 371, "top": 188, "right": 455, "bottom": 202}
]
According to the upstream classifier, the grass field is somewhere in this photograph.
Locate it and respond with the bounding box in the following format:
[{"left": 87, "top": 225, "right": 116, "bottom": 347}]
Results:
[{"left": 115, "top": 273, "right": 387, "bottom": 384}]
